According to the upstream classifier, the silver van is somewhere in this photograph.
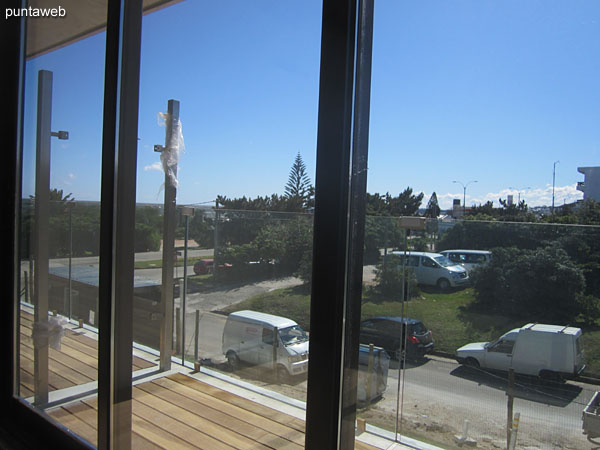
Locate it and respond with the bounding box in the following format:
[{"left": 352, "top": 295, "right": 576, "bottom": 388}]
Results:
[
  {"left": 222, "top": 310, "right": 309, "bottom": 380},
  {"left": 390, "top": 251, "right": 469, "bottom": 290},
  {"left": 440, "top": 249, "right": 492, "bottom": 273}
]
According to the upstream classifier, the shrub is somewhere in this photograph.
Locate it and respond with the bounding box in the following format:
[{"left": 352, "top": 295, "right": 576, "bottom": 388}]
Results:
[{"left": 470, "top": 246, "right": 587, "bottom": 322}]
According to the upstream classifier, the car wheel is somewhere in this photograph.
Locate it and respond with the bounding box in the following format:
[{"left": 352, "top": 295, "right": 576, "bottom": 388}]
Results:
[
  {"left": 437, "top": 278, "right": 450, "bottom": 291},
  {"left": 276, "top": 365, "right": 290, "bottom": 384},
  {"left": 464, "top": 357, "right": 480, "bottom": 369},
  {"left": 226, "top": 351, "right": 240, "bottom": 371}
]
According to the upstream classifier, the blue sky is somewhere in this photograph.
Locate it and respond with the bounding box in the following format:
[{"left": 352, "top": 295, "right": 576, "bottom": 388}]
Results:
[{"left": 22, "top": 0, "right": 599, "bottom": 210}]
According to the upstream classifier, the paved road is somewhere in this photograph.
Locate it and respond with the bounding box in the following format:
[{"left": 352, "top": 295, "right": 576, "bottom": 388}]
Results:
[{"left": 376, "top": 357, "right": 594, "bottom": 449}]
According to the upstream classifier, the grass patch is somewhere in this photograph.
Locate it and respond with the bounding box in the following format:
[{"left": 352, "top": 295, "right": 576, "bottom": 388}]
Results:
[{"left": 221, "top": 285, "right": 311, "bottom": 331}]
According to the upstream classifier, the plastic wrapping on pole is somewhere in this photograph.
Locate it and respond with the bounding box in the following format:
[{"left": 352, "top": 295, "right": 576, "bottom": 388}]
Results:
[
  {"left": 32, "top": 316, "right": 67, "bottom": 351},
  {"left": 157, "top": 112, "right": 184, "bottom": 188}
]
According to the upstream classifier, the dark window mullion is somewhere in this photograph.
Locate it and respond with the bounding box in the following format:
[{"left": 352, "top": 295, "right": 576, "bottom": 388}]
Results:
[
  {"left": 98, "top": 0, "right": 143, "bottom": 448},
  {"left": 305, "top": 0, "right": 358, "bottom": 448}
]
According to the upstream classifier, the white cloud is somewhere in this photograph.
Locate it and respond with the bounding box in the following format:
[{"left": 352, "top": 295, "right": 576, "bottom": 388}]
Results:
[
  {"left": 435, "top": 184, "right": 583, "bottom": 210},
  {"left": 144, "top": 161, "right": 163, "bottom": 172},
  {"left": 63, "top": 173, "right": 76, "bottom": 185}
]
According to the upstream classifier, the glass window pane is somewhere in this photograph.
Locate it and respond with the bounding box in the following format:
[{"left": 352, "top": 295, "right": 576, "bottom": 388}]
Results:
[
  {"left": 19, "top": 2, "right": 108, "bottom": 445},
  {"left": 131, "top": 1, "right": 322, "bottom": 447},
  {"left": 357, "top": 1, "right": 600, "bottom": 449}
]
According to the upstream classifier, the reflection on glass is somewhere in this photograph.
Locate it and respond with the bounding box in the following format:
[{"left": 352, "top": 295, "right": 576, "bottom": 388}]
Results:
[
  {"left": 19, "top": 4, "right": 108, "bottom": 446},
  {"left": 130, "top": 1, "right": 321, "bottom": 447},
  {"left": 357, "top": 214, "right": 600, "bottom": 449}
]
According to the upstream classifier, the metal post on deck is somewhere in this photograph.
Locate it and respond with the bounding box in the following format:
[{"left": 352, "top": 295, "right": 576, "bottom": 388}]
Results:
[
  {"left": 33, "top": 70, "right": 69, "bottom": 406},
  {"left": 157, "top": 99, "right": 180, "bottom": 371},
  {"left": 33, "top": 70, "right": 52, "bottom": 407}
]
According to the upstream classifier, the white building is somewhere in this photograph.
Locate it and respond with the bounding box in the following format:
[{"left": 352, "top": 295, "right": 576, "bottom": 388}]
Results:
[{"left": 577, "top": 166, "right": 600, "bottom": 201}]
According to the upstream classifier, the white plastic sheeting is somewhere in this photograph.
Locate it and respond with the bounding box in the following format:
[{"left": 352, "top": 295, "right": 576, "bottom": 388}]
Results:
[
  {"left": 32, "top": 316, "right": 67, "bottom": 351},
  {"left": 157, "top": 111, "right": 184, "bottom": 188}
]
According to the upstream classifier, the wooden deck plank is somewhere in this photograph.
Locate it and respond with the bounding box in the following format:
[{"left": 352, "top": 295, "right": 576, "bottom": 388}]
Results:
[
  {"left": 153, "top": 376, "right": 305, "bottom": 447},
  {"left": 81, "top": 396, "right": 193, "bottom": 450},
  {"left": 133, "top": 385, "right": 273, "bottom": 450},
  {"left": 19, "top": 349, "right": 79, "bottom": 391},
  {"left": 138, "top": 381, "right": 297, "bottom": 450},
  {"left": 58, "top": 397, "right": 162, "bottom": 450},
  {"left": 66, "top": 331, "right": 156, "bottom": 370},
  {"left": 19, "top": 338, "right": 96, "bottom": 386},
  {"left": 18, "top": 355, "right": 35, "bottom": 395},
  {"left": 132, "top": 400, "right": 235, "bottom": 450},
  {"left": 49, "top": 404, "right": 97, "bottom": 446},
  {"left": 133, "top": 414, "right": 199, "bottom": 450},
  {"left": 18, "top": 316, "right": 157, "bottom": 396},
  {"left": 45, "top": 373, "right": 380, "bottom": 450},
  {"left": 20, "top": 310, "right": 155, "bottom": 371},
  {"left": 19, "top": 326, "right": 98, "bottom": 373},
  {"left": 171, "top": 372, "right": 306, "bottom": 431}
]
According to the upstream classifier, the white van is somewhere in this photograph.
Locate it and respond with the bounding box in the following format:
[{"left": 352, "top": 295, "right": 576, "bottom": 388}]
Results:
[
  {"left": 439, "top": 249, "right": 492, "bottom": 273},
  {"left": 222, "top": 310, "right": 309, "bottom": 380},
  {"left": 456, "top": 323, "right": 585, "bottom": 381},
  {"left": 389, "top": 251, "right": 469, "bottom": 290}
]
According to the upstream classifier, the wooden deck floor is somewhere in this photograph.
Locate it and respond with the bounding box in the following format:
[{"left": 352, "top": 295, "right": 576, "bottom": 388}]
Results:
[
  {"left": 20, "top": 308, "right": 379, "bottom": 449},
  {"left": 19, "top": 309, "right": 156, "bottom": 398},
  {"left": 48, "top": 372, "right": 379, "bottom": 449}
]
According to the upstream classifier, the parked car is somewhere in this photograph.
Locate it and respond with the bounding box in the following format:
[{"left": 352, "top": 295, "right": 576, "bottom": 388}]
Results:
[
  {"left": 389, "top": 251, "right": 469, "bottom": 290},
  {"left": 359, "top": 317, "right": 434, "bottom": 360},
  {"left": 456, "top": 323, "right": 586, "bottom": 382},
  {"left": 439, "top": 249, "right": 492, "bottom": 273},
  {"left": 193, "top": 259, "right": 214, "bottom": 275},
  {"left": 193, "top": 259, "right": 232, "bottom": 275}
]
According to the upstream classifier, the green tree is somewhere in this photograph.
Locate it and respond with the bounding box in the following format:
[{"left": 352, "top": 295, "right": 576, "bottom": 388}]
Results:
[
  {"left": 134, "top": 206, "right": 162, "bottom": 252},
  {"left": 470, "top": 246, "right": 587, "bottom": 322},
  {"left": 424, "top": 192, "right": 441, "bottom": 218},
  {"left": 284, "top": 152, "right": 313, "bottom": 210},
  {"left": 364, "top": 188, "right": 424, "bottom": 263},
  {"left": 373, "top": 254, "right": 419, "bottom": 301},
  {"left": 188, "top": 210, "right": 215, "bottom": 248}
]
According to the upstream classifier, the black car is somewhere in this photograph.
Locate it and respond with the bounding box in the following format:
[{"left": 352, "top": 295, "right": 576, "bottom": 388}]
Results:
[{"left": 359, "top": 317, "right": 434, "bottom": 360}]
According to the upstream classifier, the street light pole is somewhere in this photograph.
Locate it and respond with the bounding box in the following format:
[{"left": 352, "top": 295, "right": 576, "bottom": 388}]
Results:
[
  {"left": 508, "top": 186, "right": 531, "bottom": 205},
  {"left": 453, "top": 180, "right": 477, "bottom": 217},
  {"left": 552, "top": 161, "right": 559, "bottom": 214}
]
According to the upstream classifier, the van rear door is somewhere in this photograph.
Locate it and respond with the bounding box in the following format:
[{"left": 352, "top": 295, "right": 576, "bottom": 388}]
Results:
[{"left": 574, "top": 333, "right": 586, "bottom": 375}]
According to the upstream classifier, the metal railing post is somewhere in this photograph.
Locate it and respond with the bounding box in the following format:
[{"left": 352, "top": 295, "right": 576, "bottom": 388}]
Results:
[{"left": 158, "top": 99, "right": 180, "bottom": 371}]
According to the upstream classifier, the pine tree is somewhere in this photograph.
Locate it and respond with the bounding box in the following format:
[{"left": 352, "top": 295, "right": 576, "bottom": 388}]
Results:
[
  {"left": 424, "top": 192, "right": 441, "bottom": 218},
  {"left": 284, "top": 152, "right": 313, "bottom": 209}
]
